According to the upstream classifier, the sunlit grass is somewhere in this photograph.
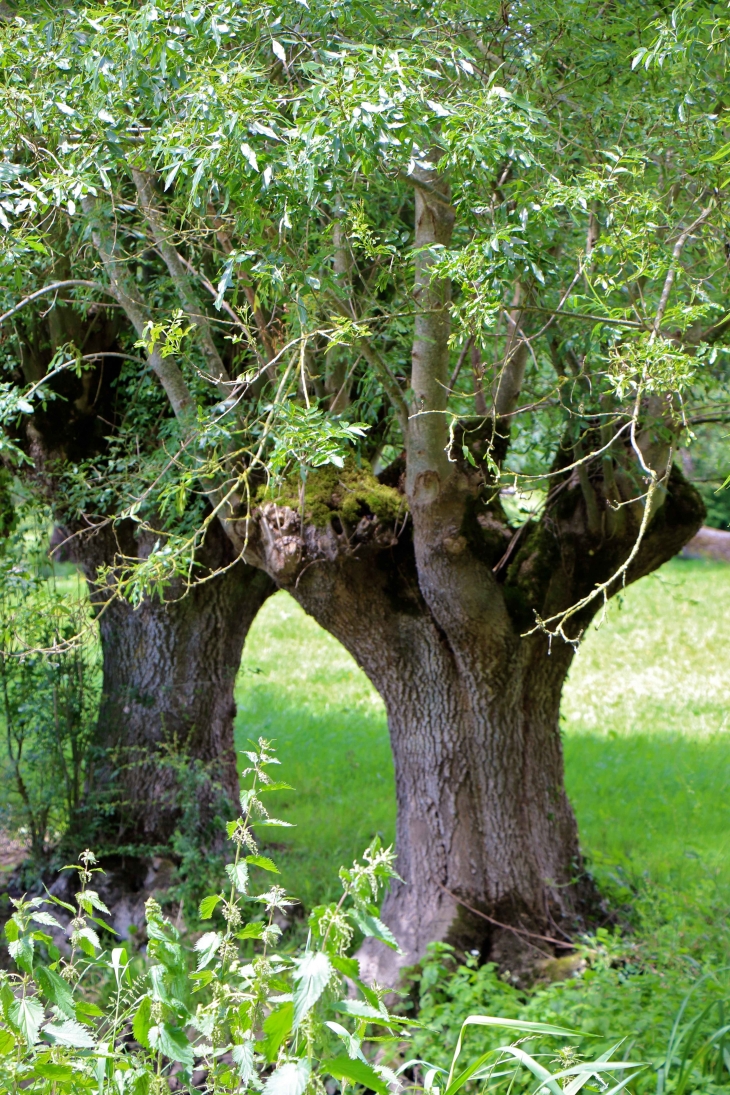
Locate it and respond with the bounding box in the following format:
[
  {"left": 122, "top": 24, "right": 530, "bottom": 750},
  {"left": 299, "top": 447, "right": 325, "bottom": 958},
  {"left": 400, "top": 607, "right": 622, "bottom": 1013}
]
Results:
[{"left": 234, "top": 558, "right": 730, "bottom": 911}]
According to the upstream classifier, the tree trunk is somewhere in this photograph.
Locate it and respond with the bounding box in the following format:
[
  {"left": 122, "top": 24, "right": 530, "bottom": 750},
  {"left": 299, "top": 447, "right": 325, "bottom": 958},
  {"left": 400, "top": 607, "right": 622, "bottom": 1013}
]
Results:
[
  {"left": 67, "top": 521, "right": 275, "bottom": 849},
  {"left": 247, "top": 456, "right": 704, "bottom": 984},
  {"left": 375, "top": 633, "right": 583, "bottom": 982}
]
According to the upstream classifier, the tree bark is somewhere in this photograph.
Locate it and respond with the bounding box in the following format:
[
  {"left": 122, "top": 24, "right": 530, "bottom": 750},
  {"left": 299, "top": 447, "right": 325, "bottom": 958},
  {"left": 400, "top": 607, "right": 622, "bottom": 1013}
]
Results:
[
  {"left": 245, "top": 451, "right": 704, "bottom": 983},
  {"left": 66, "top": 520, "right": 274, "bottom": 848}
]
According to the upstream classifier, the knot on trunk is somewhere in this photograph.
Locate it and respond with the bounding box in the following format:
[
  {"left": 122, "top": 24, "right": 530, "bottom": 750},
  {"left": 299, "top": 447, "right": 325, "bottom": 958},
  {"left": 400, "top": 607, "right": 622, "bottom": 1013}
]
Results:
[{"left": 256, "top": 500, "right": 401, "bottom": 586}]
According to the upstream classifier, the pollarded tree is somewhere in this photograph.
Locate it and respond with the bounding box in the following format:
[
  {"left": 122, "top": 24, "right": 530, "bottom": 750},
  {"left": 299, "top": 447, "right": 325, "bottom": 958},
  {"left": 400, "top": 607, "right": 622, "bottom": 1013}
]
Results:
[
  {"left": 0, "top": 0, "right": 726, "bottom": 977},
  {"left": 0, "top": 253, "right": 274, "bottom": 853}
]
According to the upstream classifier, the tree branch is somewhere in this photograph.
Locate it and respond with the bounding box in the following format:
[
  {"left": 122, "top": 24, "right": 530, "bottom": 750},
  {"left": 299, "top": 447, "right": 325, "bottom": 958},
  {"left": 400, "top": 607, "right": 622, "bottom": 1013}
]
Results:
[
  {"left": 652, "top": 205, "right": 713, "bottom": 337},
  {"left": 0, "top": 281, "right": 116, "bottom": 327},
  {"left": 406, "top": 164, "right": 455, "bottom": 495},
  {"left": 131, "top": 168, "right": 232, "bottom": 396},
  {"left": 81, "top": 196, "right": 195, "bottom": 423}
]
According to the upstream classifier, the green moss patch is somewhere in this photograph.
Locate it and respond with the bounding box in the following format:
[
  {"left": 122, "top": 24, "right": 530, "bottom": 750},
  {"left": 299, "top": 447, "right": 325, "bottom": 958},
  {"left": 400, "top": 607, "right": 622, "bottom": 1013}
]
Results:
[{"left": 262, "top": 461, "right": 407, "bottom": 529}]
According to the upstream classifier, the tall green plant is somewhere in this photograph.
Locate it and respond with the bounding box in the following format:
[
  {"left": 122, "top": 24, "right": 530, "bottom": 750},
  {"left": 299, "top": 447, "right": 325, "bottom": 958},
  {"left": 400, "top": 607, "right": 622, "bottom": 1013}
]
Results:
[
  {"left": 0, "top": 740, "right": 643, "bottom": 1095},
  {"left": 0, "top": 514, "right": 100, "bottom": 863}
]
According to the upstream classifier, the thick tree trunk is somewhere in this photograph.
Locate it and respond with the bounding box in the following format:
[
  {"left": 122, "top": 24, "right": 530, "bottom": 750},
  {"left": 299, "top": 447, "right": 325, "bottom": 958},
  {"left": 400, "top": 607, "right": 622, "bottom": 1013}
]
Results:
[
  {"left": 67, "top": 521, "right": 274, "bottom": 848},
  {"left": 375, "top": 634, "right": 583, "bottom": 981},
  {"left": 245, "top": 456, "right": 704, "bottom": 983}
]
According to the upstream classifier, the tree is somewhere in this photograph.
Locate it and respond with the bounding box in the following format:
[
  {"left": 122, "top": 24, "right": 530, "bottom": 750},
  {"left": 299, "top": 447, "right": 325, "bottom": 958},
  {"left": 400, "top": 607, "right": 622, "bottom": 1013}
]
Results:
[
  {"left": 1, "top": 252, "right": 275, "bottom": 855},
  {"left": 0, "top": 0, "right": 725, "bottom": 978}
]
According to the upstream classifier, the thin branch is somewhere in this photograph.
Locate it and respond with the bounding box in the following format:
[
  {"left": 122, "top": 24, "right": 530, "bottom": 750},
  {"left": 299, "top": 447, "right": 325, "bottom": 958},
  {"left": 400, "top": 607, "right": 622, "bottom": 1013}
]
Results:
[
  {"left": 396, "top": 169, "right": 453, "bottom": 207},
  {"left": 131, "top": 167, "right": 232, "bottom": 395},
  {"left": 437, "top": 882, "right": 573, "bottom": 950},
  {"left": 0, "top": 281, "right": 115, "bottom": 327},
  {"left": 652, "top": 205, "right": 714, "bottom": 338}
]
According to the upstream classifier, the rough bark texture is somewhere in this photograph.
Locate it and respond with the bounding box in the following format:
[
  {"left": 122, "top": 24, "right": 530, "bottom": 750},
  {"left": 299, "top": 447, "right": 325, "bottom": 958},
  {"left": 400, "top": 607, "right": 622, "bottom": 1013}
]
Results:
[
  {"left": 66, "top": 520, "right": 275, "bottom": 848},
  {"left": 241, "top": 436, "right": 704, "bottom": 984}
]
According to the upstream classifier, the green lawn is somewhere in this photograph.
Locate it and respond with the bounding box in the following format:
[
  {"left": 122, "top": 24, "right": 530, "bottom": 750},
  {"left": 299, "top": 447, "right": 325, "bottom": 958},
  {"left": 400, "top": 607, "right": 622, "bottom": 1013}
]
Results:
[{"left": 235, "top": 557, "right": 730, "bottom": 910}]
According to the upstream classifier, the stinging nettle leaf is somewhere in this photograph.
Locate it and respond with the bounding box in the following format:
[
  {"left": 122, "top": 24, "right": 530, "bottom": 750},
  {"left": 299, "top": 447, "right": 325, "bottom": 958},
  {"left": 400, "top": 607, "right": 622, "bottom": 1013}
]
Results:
[
  {"left": 226, "top": 860, "right": 249, "bottom": 893},
  {"left": 10, "top": 996, "right": 44, "bottom": 1045},
  {"left": 246, "top": 855, "right": 280, "bottom": 873},
  {"left": 324, "top": 1055, "right": 389, "bottom": 1095},
  {"left": 292, "top": 950, "right": 332, "bottom": 1029},
  {"left": 199, "top": 894, "right": 222, "bottom": 919},
  {"left": 263, "top": 1058, "right": 311, "bottom": 1095},
  {"left": 194, "top": 930, "right": 222, "bottom": 970},
  {"left": 233, "top": 1039, "right": 256, "bottom": 1083},
  {"left": 349, "top": 909, "right": 401, "bottom": 952},
  {"left": 35, "top": 966, "right": 75, "bottom": 1019},
  {"left": 43, "top": 1018, "right": 95, "bottom": 1049},
  {"left": 150, "top": 1022, "right": 194, "bottom": 1069}
]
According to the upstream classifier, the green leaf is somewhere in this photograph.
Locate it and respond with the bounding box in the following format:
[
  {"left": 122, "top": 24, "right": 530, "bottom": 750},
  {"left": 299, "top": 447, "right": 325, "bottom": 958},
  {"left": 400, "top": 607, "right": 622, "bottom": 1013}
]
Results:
[
  {"left": 226, "top": 860, "right": 249, "bottom": 893},
  {"left": 190, "top": 970, "right": 215, "bottom": 991},
  {"left": 132, "top": 996, "right": 153, "bottom": 1050},
  {"left": 246, "top": 855, "right": 280, "bottom": 874},
  {"left": 349, "top": 909, "right": 400, "bottom": 952},
  {"left": 199, "top": 894, "right": 222, "bottom": 920},
  {"left": 324, "top": 1055, "right": 388, "bottom": 1095},
  {"left": 4, "top": 918, "right": 18, "bottom": 943},
  {"left": 337, "top": 1003, "right": 394, "bottom": 1024},
  {"left": 74, "top": 926, "right": 100, "bottom": 956},
  {"left": 9, "top": 996, "right": 44, "bottom": 1045},
  {"left": 331, "top": 954, "right": 360, "bottom": 980},
  {"left": 194, "top": 931, "right": 222, "bottom": 970},
  {"left": 232, "top": 1039, "right": 256, "bottom": 1083},
  {"left": 33, "top": 1061, "right": 74, "bottom": 1081},
  {"left": 0, "top": 1028, "right": 15, "bottom": 1054},
  {"left": 35, "top": 965, "right": 75, "bottom": 1019},
  {"left": 236, "top": 922, "right": 265, "bottom": 940},
  {"left": 292, "top": 950, "right": 331, "bottom": 1029},
  {"left": 78, "top": 889, "right": 111, "bottom": 915},
  {"left": 262, "top": 1058, "right": 311, "bottom": 1095},
  {"left": 44, "top": 1018, "right": 95, "bottom": 1048},
  {"left": 150, "top": 1022, "right": 194, "bottom": 1069},
  {"left": 9, "top": 936, "right": 34, "bottom": 973},
  {"left": 261, "top": 1001, "right": 293, "bottom": 1062},
  {"left": 30, "top": 911, "right": 63, "bottom": 930},
  {"left": 75, "top": 1000, "right": 104, "bottom": 1021}
]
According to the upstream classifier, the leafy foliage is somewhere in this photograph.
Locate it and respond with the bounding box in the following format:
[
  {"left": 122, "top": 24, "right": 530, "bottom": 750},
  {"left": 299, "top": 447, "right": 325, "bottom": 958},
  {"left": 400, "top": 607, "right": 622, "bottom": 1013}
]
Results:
[
  {"left": 0, "top": 503, "right": 101, "bottom": 863},
  {"left": 0, "top": 739, "right": 644, "bottom": 1095},
  {"left": 0, "top": 0, "right": 727, "bottom": 601}
]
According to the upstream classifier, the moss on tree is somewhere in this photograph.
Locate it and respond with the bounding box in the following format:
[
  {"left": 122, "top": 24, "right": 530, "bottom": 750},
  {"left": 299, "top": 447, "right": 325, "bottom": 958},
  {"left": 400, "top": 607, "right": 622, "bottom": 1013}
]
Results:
[{"left": 262, "top": 460, "right": 407, "bottom": 529}]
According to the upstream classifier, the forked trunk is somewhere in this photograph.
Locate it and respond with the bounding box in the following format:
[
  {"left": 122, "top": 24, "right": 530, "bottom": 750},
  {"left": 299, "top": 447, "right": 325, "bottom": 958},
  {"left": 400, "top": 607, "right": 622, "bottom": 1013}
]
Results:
[{"left": 247, "top": 461, "right": 703, "bottom": 984}]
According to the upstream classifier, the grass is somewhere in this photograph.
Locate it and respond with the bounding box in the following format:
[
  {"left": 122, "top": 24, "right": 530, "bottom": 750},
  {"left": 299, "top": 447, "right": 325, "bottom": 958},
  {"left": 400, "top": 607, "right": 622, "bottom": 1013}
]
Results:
[
  {"left": 235, "top": 557, "right": 730, "bottom": 1089},
  {"left": 235, "top": 556, "right": 730, "bottom": 910}
]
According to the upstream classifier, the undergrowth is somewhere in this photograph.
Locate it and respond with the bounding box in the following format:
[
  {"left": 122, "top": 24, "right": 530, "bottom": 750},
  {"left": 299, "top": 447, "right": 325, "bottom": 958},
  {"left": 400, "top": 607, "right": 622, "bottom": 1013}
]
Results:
[{"left": 0, "top": 742, "right": 651, "bottom": 1095}]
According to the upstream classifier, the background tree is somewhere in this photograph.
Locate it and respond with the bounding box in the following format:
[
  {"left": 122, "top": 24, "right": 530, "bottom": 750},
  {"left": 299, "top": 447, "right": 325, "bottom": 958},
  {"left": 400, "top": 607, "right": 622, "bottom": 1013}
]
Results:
[
  {"left": 0, "top": 0, "right": 726, "bottom": 979},
  {"left": 0, "top": 263, "right": 274, "bottom": 856}
]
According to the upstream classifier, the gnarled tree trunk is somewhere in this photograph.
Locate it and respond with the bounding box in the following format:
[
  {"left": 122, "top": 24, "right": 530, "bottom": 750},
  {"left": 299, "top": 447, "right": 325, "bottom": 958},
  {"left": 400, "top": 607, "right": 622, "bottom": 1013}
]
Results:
[
  {"left": 67, "top": 520, "right": 274, "bottom": 848},
  {"left": 246, "top": 447, "right": 703, "bottom": 983}
]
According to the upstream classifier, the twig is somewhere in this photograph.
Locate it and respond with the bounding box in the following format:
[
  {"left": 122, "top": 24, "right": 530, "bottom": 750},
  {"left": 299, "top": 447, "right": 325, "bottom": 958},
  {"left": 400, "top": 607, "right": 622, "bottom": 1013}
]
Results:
[
  {"left": 0, "top": 280, "right": 115, "bottom": 326},
  {"left": 437, "top": 882, "right": 574, "bottom": 949}
]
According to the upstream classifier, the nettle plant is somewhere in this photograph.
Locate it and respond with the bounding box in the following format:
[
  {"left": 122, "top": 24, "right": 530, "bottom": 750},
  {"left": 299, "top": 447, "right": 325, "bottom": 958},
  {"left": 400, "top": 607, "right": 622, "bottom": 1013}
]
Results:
[
  {"left": 0, "top": 740, "right": 413, "bottom": 1094},
  {"left": 0, "top": 740, "right": 642, "bottom": 1095}
]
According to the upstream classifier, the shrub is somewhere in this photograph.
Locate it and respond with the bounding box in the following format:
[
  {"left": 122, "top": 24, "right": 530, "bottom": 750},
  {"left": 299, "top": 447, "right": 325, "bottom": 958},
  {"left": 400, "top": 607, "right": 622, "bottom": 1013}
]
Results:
[{"left": 0, "top": 525, "right": 101, "bottom": 865}]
